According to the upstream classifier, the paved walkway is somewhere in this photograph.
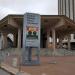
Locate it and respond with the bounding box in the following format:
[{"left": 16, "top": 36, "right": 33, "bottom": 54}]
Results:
[
  {"left": 1, "top": 56, "right": 75, "bottom": 75},
  {"left": 0, "top": 69, "right": 10, "bottom": 75},
  {"left": 1, "top": 63, "right": 18, "bottom": 75},
  {"left": 1, "top": 63, "right": 31, "bottom": 75}
]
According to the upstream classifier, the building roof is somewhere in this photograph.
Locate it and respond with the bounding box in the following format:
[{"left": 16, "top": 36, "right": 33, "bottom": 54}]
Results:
[{"left": 0, "top": 14, "right": 75, "bottom": 37}]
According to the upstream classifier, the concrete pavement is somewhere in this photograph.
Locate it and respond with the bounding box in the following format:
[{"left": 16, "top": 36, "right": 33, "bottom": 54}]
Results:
[{"left": 0, "top": 69, "right": 10, "bottom": 75}]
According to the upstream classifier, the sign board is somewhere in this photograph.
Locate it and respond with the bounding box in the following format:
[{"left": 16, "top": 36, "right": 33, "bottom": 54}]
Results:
[{"left": 23, "top": 13, "right": 41, "bottom": 47}]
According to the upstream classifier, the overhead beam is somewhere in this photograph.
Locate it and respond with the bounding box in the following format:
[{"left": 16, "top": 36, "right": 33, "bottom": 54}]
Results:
[
  {"left": 55, "top": 18, "right": 65, "bottom": 29},
  {"left": 8, "top": 16, "right": 18, "bottom": 28}
]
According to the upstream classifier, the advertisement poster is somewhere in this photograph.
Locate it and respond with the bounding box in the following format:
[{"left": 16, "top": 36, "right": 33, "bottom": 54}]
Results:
[
  {"left": 26, "top": 26, "right": 38, "bottom": 39},
  {"left": 23, "top": 13, "right": 40, "bottom": 47}
]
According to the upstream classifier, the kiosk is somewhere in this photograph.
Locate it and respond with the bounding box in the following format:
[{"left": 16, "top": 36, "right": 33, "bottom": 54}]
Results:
[{"left": 22, "top": 13, "right": 41, "bottom": 65}]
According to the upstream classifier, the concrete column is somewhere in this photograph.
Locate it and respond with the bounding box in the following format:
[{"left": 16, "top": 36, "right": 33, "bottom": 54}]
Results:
[
  {"left": 52, "top": 29, "right": 56, "bottom": 52},
  {"left": 0, "top": 33, "right": 2, "bottom": 49},
  {"left": 55, "top": 38, "right": 57, "bottom": 48},
  {"left": 68, "top": 34, "right": 71, "bottom": 50},
  {"left": 46, "top": 30, "right": 50, "bottom": 48},
  {"left": 2, "top": 33, "right": 8, "bottom": 49},
  {"left": 13, "top": 33, "right": 17, "bottom": 47},
  {"left": 59, "top": 37, "right": 63, "bottom": 48},
  {"left": 17, "top": 26, "right": 21, "bottom": 48}
]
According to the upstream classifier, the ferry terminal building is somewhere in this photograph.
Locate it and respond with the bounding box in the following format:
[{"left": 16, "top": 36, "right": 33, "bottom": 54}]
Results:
[{"left": 0, "top": 14, "right": 75, "bottom": 51}]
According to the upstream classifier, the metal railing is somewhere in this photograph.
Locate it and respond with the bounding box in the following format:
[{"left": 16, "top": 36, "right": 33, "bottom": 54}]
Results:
[
  {"left": 0, "top": 48, "right": 75, "bottom": 58},
  {"left": 0, "top": 48, "right": 75, "bottom": 62}
]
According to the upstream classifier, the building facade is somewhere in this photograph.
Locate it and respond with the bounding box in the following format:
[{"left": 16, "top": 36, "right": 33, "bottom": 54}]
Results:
[
  {"left": 58, "top": 0, "right": 75, "bottom": 20},
  {"left": 58, "top": 0, "right": 75, "bottom": 49},
  {"left": 0, "top": 15, "right": 75, "bottom": 50}
]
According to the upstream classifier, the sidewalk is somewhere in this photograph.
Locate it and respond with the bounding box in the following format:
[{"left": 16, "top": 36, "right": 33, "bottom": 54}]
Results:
[
  {"left": 1, "top": 56, "right": 75, "bottom": 75},
  {"left": 1, "top": 63, "right": 30, "bottom": 75},
  {"left": 1, "top": 63, "right": 18, "bottom": 75}
]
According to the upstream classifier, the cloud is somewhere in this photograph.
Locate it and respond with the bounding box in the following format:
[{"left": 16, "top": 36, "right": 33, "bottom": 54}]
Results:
[
  {"left": 0, "top": 7, "right": 21, "bottom": 20},
  {"left": 0, "top": 0, "right": 58, "bottom": 19}
]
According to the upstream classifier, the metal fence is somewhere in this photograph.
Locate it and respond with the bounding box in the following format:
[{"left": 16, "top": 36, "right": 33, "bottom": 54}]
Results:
[
  {"left": 0, "top": 48, "right": 75, "bottom": 61},
  {"left": 0, "top": 48, "right": 75, "bottom": 62},
  {"left": 0, "top": 48, "right": 75, "bottom": 58}
]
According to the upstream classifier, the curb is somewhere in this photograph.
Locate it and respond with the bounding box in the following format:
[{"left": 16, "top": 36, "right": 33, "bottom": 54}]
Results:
[
  {"left": 0, "top": 63, "right": 31, "bottom": 75},
  {"left": 0, "top": 63, "right": 18, "bottom": 75}
]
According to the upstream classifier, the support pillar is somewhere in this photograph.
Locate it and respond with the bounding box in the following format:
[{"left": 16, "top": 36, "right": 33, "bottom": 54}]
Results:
[
  {"left": 52, "top": 29, "right": 56, "bottom": 53},
  {"left": 0, "top": 33, "right": 2, "bottom": 49},
  {"left": 13, "top": 33, "right": 17, "bottom": 47},
  {"left": 46, "top": 30, "right": 50, "bottom": 48},
  {"left": 59, "top": 37, "right": 63, "bottom": 48},
  {"left": 2, "top": 33, "right": 8, "bottom": 49},
  {"left": 55, "top": 38, "right": 58, "bottom": 49},
  {"left": 68, "top": 34, "right": 71, "bottom": 50},
  {"left": 17, "top": 26, "right": 21, "bottom": 48}
]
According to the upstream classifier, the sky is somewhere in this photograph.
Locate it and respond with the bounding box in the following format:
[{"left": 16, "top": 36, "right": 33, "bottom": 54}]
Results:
[{"left": 0, "top": 0, "right": 58, "bottom": 20}]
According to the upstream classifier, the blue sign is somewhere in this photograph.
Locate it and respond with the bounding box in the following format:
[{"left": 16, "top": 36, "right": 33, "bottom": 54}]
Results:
[{"left": 23, "top": 13, "right": 41, "bottom": 47}]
